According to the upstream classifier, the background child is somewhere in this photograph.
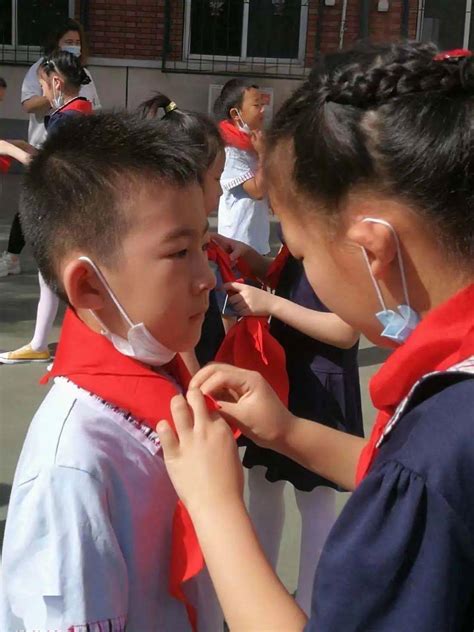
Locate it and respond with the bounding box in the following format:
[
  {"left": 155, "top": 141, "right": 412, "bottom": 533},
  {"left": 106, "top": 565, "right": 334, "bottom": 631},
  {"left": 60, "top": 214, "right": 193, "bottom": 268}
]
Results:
[
  {"left": 217, "top": 233, "right": 362, "bottom": 614},
  {"left": 0, "top": 18, "right": 100, "bottom": 278},
  {"left": 0, "top": 112, "right": 221, "bottom": 631},
  {"left": 157, "top": 42, "right": 474, "bottom": 632},
  {"left": 0, "top": 50, "right": 92, "bottom": 365},
  {"left": 139, "top": 92, "right": 226, "bottom": 368},
  {"left": 214, "top": 78, "right": 270, "bottom": 256}
]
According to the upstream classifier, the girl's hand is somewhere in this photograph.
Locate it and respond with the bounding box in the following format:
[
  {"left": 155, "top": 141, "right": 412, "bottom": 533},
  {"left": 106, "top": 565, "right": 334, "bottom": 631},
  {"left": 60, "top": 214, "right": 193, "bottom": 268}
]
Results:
[
  {"left": 156, "top": 389, "right": 244, "bottom": 513},
  {"left": 226, "top": 282, "right": 275, "bottom": 317},
  {"left": 211, "top": 234, "right": 249, "bottom": 263},
  {"left": 189, "top": 363, "right": 295, "bottom": 449}
]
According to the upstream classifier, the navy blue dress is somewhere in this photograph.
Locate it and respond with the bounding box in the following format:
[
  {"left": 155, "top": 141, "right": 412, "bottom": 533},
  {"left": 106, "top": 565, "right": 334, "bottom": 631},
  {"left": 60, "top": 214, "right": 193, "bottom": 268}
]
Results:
[
  {"left": 242, "top": 255, "right": 364, "bottom": 491},
  {"left": 196, "top": 288, "right": 225, "bottom": 366},
  {"left": 305, "top": 374, "right": 474, "bottom": 631}
]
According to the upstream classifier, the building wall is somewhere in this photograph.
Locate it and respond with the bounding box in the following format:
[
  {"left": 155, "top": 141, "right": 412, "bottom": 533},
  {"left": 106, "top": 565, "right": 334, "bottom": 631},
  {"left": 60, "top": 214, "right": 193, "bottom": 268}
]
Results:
[{"left": 1, "top": 0, "right": 421, "bottom": 137}]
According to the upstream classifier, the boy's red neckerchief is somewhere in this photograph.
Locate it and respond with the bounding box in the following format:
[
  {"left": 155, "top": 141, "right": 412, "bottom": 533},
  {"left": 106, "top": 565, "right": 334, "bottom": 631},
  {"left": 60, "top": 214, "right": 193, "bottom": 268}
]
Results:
[
  {"left": 42, "top": 309, "right": 223, "bottom": 632},
  {"left": 219, "top": 119, "right": 254, "bottom": 152},
  {"left": 357, "top": 283, "right": 474, "bottom": 484}
]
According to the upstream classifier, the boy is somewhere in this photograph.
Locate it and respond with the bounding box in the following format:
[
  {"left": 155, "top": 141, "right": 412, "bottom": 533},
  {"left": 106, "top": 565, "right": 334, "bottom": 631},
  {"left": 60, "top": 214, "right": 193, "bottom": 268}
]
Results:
[{"left": 0, "top": 113, "right": 220, "bottom": 631}]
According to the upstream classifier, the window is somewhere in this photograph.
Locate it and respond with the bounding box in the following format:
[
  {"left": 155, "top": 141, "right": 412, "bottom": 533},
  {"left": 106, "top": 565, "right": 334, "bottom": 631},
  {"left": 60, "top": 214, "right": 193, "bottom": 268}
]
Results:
[
  {"left": 0, "top": 0, "right": 73, "bottom": 63},
  {"left": 185, "top": 0, "right": 308, "bottom": 62},
  {"left": 419, "top": 0, "right": 472, "bottom": 50}
]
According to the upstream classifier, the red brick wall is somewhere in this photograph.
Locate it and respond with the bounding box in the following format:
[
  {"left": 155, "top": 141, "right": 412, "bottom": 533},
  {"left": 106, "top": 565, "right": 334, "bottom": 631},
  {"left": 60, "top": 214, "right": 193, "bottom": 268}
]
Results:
[
  {"left": 305, "top": 0, "right": 419, "bottom": 62},
  {"left": 78, "top": 0, "right": 420, "bottom": 65}
]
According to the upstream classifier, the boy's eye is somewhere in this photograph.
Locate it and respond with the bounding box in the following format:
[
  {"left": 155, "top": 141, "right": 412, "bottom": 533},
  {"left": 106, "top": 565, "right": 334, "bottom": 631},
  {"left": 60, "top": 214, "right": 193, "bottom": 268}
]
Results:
[{"left": 171, "top": 249, "right": 188, "bottom": 259}]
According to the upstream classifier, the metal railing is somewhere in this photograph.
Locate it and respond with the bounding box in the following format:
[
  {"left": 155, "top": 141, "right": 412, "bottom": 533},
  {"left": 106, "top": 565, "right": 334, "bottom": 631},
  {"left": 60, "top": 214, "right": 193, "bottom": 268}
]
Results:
[{"left": 162, "top": 0, "right": 313, "bottom": 79}]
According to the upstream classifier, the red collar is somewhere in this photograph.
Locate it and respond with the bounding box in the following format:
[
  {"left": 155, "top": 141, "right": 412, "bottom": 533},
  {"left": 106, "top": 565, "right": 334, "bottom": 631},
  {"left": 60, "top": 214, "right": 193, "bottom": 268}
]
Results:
[
  {"left": 357, "top": 283, "right": 474, "bottom": 484},
  {"left": 52, "top": 96, "right": 92, "bottom": 116},
  {"left": 42, "top": 308, "right": 191, "bottom": 426},
  {"left": 219, "top": 119, "right": 254, "bottom": 152}
]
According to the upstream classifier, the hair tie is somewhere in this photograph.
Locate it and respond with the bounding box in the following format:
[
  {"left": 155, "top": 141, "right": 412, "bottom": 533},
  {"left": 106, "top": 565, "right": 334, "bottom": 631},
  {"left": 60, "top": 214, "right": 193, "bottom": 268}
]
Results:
[
  {"left": 433, "top": 48, "right": 472, "bottom": 62},
  {"left": 165, "top": 101, "right": 178, "bottom": 114}
]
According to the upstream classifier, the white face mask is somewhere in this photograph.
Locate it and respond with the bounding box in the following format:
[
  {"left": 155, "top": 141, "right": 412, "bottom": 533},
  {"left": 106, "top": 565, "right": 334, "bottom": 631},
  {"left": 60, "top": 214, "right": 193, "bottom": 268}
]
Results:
[
  {"left": 61, "top": 44, "right": 81, "bottom": 57},
  {"left": 78, "top": 256, "right": 176, "bottom": 366},
  {"left": 360, "top": 218, "right": 420, "bottom": 344},
  {"left": 51, "top": 81, "right": 64, "bottom": 110},
  {"left": 235, "top": 109, "right": 252, "bottom": 135}
]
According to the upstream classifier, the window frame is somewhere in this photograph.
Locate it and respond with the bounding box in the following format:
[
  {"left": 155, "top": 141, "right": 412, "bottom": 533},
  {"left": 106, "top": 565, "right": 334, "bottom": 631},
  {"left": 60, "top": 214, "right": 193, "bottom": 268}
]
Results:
[
  {"left": 182, "top": 0, "right": 309, "bottom": 65},
  {"left": 0, "top": 0, "right": 75, "bottom": 63},
  {"left": 417, "top": 0, "right": 473, "bottom": 48}
]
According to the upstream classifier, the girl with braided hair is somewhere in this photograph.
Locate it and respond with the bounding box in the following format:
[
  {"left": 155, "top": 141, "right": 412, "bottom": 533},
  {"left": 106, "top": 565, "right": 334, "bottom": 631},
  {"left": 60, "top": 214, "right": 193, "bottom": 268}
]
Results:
[{"left": 154, "top": 41, "right": 474, "bottom": 631}]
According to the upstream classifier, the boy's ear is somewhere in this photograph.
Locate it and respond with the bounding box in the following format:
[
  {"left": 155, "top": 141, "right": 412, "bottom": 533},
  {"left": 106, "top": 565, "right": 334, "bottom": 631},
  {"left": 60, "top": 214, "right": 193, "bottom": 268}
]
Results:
[
  {"left": 229, "top": 107, "right": 240, "bottom": 124},
  {"left": 347, "top": 219, "right": 398, "bottom": 280},
  {"left": 62, "top": 258, "right": 106, "bottom": 311}
]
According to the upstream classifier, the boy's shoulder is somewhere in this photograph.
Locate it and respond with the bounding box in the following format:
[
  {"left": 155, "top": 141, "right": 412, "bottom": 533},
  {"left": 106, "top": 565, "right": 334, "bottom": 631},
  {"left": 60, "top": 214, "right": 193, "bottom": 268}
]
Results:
[{"left": 14, "top": 377, "right": 163, "bottom": 488}]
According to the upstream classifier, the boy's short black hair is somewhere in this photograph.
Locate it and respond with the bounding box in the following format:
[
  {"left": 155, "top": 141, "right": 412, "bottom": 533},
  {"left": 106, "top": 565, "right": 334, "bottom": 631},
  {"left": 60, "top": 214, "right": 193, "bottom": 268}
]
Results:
[
  {"left": 0, "top": 77, "right": 7, "bottom": 88},
  {"left": 20, "top": 112, "right": 200, "bottom": 301}
]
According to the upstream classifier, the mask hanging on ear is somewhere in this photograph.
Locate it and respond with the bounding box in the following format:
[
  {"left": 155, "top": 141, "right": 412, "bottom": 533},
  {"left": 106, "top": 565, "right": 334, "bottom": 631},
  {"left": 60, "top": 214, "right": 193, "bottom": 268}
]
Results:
[
  {"left": 234, "top": 109, "right": 252, "bottom": 135},
  {"left": 361, "top": 218, "right": 421, "bottom": 344},
  {"left": 51, "top": 81, "right": 64, "bottom": 110},
  {"left": 78, "top": 256, "right": 176, "bottom": 366}
]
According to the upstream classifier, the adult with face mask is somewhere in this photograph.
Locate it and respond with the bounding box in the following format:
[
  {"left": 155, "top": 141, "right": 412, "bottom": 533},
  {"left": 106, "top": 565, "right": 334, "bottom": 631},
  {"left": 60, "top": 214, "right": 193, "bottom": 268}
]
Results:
[{"left": 0, "top": 18, "right": 100, "bottom": 278}]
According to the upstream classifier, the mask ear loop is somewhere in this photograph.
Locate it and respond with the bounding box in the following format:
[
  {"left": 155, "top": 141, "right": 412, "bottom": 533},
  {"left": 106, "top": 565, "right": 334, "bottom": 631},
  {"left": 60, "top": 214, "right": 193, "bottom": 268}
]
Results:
[
  {"left": 78, "top": 256, "right": 135, "bottom": 329},
  {"left": 361, "top": 217, "right": 412, "bottom": 309},
  {"left": 360, "top": 246, "right": 389, "bottom": 312}
]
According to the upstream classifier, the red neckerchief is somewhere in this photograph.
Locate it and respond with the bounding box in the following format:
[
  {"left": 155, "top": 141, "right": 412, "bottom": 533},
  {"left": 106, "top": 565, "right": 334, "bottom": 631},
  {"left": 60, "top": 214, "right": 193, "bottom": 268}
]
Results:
[
  {"left": 265, "top": 244, "right": 291, "bottom": 290},
  {"left": 356, "top": 283, "right": 474, "bottom": 485},
  {"left": 219, "top": 119, "right": 254, "bottom": 152},
  {"left": 53, "top": 96, "right": 93, "bottom": 116},
  {"left": 41, "top": 308, "right": 221, "bottom": 631},
  {"left": 0, "top": 156, "right": 12, "bottom": 173},
  {"left": 208, "top": 240, "right": 289, "bottom": 405}
]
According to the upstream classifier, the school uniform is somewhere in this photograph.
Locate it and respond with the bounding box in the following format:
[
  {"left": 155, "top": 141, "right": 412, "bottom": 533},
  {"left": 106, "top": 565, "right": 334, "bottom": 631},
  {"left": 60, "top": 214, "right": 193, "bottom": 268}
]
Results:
[
  {"left": 305, "top": 284, "right": 474, "bottom": 631},
  {"left": 0, "top": 310, "right": 222, "bottom": 632},
  {"left": 21, "top": 57, "right": 100, "bottom": 148},
  {"left": 243, "top": 255, "right": 364, "bottom": 491},
  {"left": 218, "top": 145, "right": 270, "bottom": 255}
]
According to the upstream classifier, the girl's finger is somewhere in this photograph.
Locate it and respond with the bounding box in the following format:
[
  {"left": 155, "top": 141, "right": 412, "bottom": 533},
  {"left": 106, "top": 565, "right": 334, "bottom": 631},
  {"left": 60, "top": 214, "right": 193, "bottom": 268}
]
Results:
[
  {"left": 223, "top": 281, "right": 245, "bottom": 292},
  {"left": 186, "top": 388, "right": 211, "bottom": 433},
  {"left": 170, "top": 394, "right": 194, "bottom": 437},
  {"left": 190, "top": 363, "right": 246, "bottom": 390},
  {"left": 155, "top": 420, "right": 180, "bottom": 457},
  {"left": 192, "top": 370, "right": 250, "bottom": 401}
]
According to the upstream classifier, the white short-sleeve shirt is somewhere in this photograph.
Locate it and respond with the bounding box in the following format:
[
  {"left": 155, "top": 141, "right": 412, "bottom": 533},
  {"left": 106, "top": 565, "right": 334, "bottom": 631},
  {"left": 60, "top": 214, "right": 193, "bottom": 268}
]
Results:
[
  {"left": 21, "top": 58, "right": 101, "bottom": 148},
  {"left": 0, "top": 378, "right": 222, "bottom": 632},
  {"left": 218, "top": 146, "right": 271, "bottom": 255}
]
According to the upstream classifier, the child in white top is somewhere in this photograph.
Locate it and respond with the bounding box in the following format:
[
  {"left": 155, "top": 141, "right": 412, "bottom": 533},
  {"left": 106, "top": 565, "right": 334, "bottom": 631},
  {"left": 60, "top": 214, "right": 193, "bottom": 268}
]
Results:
[
  {"left": 0, "top": 112, "right": 221, "bottom": 631},
  {"left": 215, "top": 79, "right": 270, "bottom": 255}
]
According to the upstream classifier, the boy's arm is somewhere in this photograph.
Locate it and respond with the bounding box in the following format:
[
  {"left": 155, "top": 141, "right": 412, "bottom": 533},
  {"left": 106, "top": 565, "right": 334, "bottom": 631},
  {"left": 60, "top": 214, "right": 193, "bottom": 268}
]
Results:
[{"left": 2, "top": 465, "right": 128, "bottom": 630}]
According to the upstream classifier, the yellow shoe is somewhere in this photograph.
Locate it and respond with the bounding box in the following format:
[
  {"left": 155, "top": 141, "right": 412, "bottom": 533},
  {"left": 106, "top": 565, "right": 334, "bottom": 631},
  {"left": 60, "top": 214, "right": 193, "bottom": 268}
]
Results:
[{"left": 0, "top": 344, "right": 51, "bottom": 364}]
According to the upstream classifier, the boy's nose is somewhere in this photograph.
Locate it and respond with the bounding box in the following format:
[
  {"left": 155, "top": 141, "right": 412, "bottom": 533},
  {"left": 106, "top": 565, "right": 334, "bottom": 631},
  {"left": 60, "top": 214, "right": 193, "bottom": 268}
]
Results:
[{"left": 195, "top": 258, "right": 216, "bottom": 293}]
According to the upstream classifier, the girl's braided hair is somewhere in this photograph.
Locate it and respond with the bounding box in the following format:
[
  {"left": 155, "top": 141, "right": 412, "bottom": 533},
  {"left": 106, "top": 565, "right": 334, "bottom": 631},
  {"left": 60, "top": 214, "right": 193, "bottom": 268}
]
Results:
[{"left": 267, "top": 42, "right": 474, "bottom": 263}]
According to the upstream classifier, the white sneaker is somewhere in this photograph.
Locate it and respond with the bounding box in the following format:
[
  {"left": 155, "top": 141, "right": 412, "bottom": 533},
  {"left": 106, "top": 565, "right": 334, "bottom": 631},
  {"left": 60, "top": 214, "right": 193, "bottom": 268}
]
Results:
[{"left": 0, "top": 252, "right": 21, "bottom": 277}]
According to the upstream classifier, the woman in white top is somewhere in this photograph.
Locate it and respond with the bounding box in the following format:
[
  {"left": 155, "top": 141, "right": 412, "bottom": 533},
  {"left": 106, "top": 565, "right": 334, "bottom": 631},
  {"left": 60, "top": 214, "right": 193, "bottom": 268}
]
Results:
[{"left": 0, "top": 18, "right": 100, "bottom": 279}]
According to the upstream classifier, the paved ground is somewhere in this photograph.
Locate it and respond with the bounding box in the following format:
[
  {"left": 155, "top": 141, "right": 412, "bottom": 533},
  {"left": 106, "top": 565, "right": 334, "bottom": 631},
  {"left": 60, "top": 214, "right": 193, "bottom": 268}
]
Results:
[{"left": 0, "top": 174, "right": 391, "bottom": 592}]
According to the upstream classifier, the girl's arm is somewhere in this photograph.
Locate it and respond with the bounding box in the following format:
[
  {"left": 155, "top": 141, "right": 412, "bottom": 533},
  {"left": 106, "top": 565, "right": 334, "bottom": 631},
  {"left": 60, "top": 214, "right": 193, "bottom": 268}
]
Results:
[
  {"left": 211, "top": 234, "right": 273, "bottom": 280},
  {"left": 227, "top": 283, "right": 359, "bottom": 349},
  {"left": 189, "top": 364, "right": 366, "bottom": 491},
  {"left": 0, "top": 140, "right": 35, "bottom": 166},
  {"left": 156, "top": 391, "right": 308, "bottom": 632}
]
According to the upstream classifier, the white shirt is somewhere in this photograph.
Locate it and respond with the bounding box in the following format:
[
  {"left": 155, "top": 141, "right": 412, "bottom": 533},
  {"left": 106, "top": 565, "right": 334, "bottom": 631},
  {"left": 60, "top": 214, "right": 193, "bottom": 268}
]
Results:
[
  {"left": 21, "top": 58, "right": 101, "bottom": 148},
  {"left": 0, "top": 378, "right": 222, "bottom": 632},
  {"left": 218, "top": 146, "right": 271, "bottom": 255}
]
